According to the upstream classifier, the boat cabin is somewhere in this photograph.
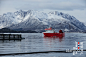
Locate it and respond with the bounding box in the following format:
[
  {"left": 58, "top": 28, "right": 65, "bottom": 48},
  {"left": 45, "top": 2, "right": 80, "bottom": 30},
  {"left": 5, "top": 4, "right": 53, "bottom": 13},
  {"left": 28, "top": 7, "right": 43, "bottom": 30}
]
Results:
[{"left": 44, "top": 27, "right": 55, "bottom": 33}]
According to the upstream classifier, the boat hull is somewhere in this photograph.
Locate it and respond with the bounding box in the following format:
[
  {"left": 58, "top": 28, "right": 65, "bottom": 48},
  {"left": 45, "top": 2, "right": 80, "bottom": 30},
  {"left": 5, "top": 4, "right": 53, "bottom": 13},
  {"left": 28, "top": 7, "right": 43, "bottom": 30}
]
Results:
[{"left": 43, "top": 33, "right": 65, "bottom": 37}]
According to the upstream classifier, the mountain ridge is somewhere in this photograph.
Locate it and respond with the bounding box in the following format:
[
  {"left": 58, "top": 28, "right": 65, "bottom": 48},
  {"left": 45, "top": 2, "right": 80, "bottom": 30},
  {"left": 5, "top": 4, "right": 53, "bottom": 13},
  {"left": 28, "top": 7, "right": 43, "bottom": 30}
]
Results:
[{"left": 0, "top": 10, "right": 86, "bottom": 32}]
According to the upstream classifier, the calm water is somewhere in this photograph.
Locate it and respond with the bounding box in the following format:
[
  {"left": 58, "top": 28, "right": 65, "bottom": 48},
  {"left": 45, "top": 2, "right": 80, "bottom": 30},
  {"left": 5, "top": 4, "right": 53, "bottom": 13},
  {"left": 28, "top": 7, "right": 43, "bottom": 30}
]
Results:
[{"left": 0, "top": 33, "right": 86, "bottom": 57}]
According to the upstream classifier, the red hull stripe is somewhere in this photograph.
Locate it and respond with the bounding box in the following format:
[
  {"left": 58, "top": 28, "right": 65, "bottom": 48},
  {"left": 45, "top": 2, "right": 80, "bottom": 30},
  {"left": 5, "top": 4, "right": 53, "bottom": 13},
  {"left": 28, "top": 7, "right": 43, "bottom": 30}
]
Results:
[{"left": 43, "top": 33, "right": 64, "bottom": 37}]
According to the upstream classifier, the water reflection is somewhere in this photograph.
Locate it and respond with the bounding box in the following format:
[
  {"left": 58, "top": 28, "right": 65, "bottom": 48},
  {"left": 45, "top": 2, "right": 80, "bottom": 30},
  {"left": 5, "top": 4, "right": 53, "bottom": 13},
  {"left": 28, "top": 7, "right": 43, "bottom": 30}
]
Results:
[
  {"left": 0, "top": 40, "right": 22, "bottom": 43},
  {"left": 44, "top": 36, "right": 64, "bottom": 42},
  {"left": 43, "top": 36, "right": 65, "bottom": 51}
]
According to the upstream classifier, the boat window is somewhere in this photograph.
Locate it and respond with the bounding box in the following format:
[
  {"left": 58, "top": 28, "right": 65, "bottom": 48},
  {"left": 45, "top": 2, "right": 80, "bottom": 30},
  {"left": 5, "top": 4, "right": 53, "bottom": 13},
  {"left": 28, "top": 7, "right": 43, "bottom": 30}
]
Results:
[{"left": 46, "top": 30, "right": 54, "bottom": 33}]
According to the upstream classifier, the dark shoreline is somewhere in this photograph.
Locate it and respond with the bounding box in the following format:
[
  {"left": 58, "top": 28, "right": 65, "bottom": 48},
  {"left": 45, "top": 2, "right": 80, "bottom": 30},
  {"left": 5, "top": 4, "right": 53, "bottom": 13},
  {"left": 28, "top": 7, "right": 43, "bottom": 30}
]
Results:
[
  {"left": 0, "top": 28, "right": 38, "bottom": 33},
  {"left": 0, "top": 28, "right": 86, "bottom": 33}
]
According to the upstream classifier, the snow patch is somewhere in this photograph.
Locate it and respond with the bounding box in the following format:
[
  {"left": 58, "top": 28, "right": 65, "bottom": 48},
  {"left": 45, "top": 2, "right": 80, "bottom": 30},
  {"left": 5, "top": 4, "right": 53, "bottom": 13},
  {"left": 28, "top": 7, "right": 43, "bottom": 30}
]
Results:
[{"left": 64, "top": 28, "right": 69, "bottom": 32}]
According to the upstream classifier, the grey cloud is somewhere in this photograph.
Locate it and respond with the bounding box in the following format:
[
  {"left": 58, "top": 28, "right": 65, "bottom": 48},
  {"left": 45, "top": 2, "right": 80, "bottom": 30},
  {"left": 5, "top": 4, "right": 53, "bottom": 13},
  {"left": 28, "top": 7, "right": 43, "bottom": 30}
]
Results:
[
  {"left": 17, "top": 1, "right": 86, "bottom": 11},
  {"left": 1, "top": 0, "right": 85, "bottom": 11}
]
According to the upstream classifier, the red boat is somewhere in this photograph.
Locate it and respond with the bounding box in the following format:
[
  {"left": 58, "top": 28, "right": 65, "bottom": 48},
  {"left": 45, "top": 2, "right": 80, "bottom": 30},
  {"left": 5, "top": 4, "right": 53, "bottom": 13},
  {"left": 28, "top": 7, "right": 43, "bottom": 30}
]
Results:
[{"left": 43, "top": 27, "right": 65, "bottom": 37}]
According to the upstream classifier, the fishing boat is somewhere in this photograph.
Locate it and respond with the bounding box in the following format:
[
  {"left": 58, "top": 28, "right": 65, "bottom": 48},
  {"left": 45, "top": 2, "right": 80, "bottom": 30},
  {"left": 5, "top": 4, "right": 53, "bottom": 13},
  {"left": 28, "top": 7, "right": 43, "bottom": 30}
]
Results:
[{"left": 43, "top": 27, "right": 65, "bottom": 37}]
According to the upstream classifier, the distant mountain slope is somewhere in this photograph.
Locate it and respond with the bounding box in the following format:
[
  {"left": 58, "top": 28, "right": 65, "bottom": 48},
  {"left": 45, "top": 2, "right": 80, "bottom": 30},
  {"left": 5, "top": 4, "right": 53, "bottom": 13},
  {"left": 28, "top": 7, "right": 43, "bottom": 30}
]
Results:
[
  {"left": 0, "top": 10, "right": 86, "bottom": 32},
  {"left": 50, "top": 11, "right": 85, "bottom": 30},
  {"left": 0, "top": 28, "right": 37, "bottom": 33}
]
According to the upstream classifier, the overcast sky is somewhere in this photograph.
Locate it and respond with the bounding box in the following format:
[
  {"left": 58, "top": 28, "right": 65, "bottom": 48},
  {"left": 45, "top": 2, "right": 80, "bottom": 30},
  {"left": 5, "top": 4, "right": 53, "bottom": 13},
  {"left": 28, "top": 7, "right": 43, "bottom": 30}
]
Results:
[{"left": 0, "top": 0, "right": 86, "bottom": 22}]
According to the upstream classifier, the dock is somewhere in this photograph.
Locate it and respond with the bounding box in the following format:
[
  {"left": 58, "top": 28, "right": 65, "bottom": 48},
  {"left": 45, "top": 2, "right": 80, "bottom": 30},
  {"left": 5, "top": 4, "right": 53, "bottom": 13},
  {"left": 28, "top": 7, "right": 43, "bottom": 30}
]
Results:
[{"left": 0, "top": 34, "right": 25, "bottom": 40}]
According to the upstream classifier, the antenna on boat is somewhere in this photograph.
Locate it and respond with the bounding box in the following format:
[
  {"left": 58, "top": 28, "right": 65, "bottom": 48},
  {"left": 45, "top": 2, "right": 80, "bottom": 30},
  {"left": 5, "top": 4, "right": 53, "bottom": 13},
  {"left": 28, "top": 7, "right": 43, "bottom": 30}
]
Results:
[
  {"left": 50, "top": 25, "right": 51, "bottom": 27},
  {"left": 48, "top": 25, "right": 52, "bottom": 28}
]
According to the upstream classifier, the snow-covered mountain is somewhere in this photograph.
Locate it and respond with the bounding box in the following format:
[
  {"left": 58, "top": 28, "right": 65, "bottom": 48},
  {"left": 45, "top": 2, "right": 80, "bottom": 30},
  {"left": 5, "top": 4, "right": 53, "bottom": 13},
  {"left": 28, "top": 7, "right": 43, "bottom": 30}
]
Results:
[
  {"left": 0, "top": 10, "right": 86, "bottom": 32},
  {"left": 0, "top": 10, "right": 27, "bottom": 28}
]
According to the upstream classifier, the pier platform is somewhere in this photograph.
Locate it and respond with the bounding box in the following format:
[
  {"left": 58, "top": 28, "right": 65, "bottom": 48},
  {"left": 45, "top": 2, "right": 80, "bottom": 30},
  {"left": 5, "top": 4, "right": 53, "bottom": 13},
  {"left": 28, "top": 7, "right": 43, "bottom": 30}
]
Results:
[{"left": 0, "top": 34, "right": 25, "bottom": 40}]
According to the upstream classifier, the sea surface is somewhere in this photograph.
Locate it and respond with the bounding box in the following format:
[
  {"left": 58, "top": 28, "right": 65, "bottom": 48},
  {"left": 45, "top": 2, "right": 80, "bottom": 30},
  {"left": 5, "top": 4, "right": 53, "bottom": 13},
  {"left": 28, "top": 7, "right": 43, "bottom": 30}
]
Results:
[{"left": 0, "top": 33, "right": 86, "bottom": 57}]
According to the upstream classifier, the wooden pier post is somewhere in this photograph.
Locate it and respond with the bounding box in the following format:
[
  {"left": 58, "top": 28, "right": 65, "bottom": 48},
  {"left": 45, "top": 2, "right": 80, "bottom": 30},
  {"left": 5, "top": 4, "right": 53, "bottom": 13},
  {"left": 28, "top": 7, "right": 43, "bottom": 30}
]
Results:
[
  {"left": 20, "top": 35, "right": 21, "bottom": 38},
  {"left": 14, "top": 35, "right": 15, "bottom": 41},
  {"left": 18, "top": 35, "right": 21, "bottom": 41},
  {"left": 9, "top": 34, "right": 10, "bottom": 40},
  {"left": 3, "top": 34, "right": 4, "bottom": 40},
  {"left": 18, "top": 35, "right": 19, "bottom": 39},
  {"left": 13, "top": 35, "right": 15, "bottom": 39},
  {"left": 19, "top": 35, "right": 22, "bottom": 41}
]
